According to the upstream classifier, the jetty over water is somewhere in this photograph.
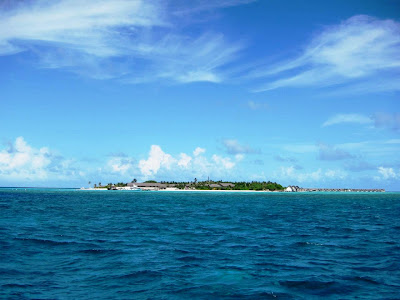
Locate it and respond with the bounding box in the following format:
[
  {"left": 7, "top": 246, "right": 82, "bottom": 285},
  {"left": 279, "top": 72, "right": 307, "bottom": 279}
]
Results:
[{"left": 285, "top": 186, "right": 385, "bottom": 192}]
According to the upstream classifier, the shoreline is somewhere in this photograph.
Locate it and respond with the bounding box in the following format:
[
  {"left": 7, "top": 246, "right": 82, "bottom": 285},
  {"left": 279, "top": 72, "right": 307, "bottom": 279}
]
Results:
[
  {"left": 161, "top": 188, "right": 285, "bottom": 193},
  {"left": 88, "top": 188, "right": 280, "bottom": 193},
  {"left": 87, "top": 188, "right": 386, "bottom": 193},
  {"left": 158, "top": 189, "right": 281, "bottom": 193}
]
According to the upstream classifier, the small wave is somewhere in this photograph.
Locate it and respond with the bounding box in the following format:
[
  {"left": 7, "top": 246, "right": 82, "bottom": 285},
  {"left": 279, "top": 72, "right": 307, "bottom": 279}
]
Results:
[
  {"left": 116, "top": 270, "right": 163, "bottom": 280},
  {"left": 14, "top": 237, "right": 75, "bottom": 246},
  {"left": 348, "top": 276, "right": 380, "bottom": 285},
  {"left": 2, "top": 283, "right": 33, "bottom": 288},
  {"left": 177, "top": 255, "right": 203, "bottom": 262},
  {"left": 380, "top": 262, "right": 400, "bottom": 272},
  {"left": 79, "top": 249, "right": 121, "bottom": 255},
  {"left": 280, "top": 279, "right": 336, "bottom": 290},
  {"left": 315, "top": 226, "right": 331, "bottom": 231},
  {"left": 181, "top": 263, "right": 202, "bottom": 268},
  {"left": 279, "top": 278, "right": 356, "bottom": 296},
  {"left": 293, "top": 241, "right": 325, "bottom": 247},
  {"left": 14, "top": 237, "right": 96, "bottom": 248},
  {"left": 173, "top": 248, "right": 190, "bottom": 254},
  {"left": 352, "top": 266, "right": 379, "bottom": 272},
  {"left": 383, "top": 240, "right": 397, "bottom": 245},
  {"left": 0, "top": 268, "right": 23, "bottom": 276},
  {"left": 226, "top": 243, "right": 254, "bottom": 249}
]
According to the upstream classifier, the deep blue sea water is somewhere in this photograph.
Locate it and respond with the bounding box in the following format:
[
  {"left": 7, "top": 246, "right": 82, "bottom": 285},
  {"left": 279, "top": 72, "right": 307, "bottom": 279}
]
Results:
[{"left": 1, "top": 189, "right": 400, "bottom": 299}]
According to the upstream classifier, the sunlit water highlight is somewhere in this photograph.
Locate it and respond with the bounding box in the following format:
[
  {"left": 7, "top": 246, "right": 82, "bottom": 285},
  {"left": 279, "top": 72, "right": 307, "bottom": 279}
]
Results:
[{"left": 1, "top": 189, "right": 400, "bottom": 299}]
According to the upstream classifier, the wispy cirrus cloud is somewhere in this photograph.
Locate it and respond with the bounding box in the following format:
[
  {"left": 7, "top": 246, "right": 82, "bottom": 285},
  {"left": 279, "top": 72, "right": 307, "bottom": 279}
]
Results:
[
  {"left": 251, "top": 15, "right": 400, "bottom": 93},
  {"left": 0, "top": 0, "right": 245, "bottom": 83},
  {"left": 322, "top": 112, "right": 400, "bottom": 132},
  {"left": 0, "top": 0, "right": 165, "bottom": 56},
  {"left": 374, "top": 112, "right": 400, "bottom": 132},
  {"left": 171, "top": 0, "right": 255, "bottom": 16},
  {"left": 322, "top": 113, "right": 373, "bottom": 127}
]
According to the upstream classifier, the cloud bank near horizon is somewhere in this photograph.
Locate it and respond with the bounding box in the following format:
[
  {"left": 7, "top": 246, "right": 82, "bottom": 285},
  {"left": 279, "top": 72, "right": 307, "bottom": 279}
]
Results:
[{"left": 1, "top": 137, "right": 399, "bottom": 189}]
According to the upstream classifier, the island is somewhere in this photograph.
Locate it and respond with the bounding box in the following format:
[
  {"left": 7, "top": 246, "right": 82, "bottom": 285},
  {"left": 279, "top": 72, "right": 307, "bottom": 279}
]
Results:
[
  {"left": 86, "top": 180, "right": 385, "bottom": 192},
  {"left": 90, "top": 179, "right": 284, "bottom": 191}
]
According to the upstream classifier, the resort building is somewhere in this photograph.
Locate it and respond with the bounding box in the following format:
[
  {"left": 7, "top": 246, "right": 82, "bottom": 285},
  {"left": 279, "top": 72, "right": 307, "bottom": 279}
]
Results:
[{"left": 127, "top": 182, "right": 167, "bottom": 190}]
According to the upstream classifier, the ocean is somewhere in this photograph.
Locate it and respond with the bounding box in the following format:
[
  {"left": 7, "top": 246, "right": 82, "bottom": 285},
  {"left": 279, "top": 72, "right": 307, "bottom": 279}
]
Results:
[{"left": 1, "top": 189, "right": 399, "bottom": 299}]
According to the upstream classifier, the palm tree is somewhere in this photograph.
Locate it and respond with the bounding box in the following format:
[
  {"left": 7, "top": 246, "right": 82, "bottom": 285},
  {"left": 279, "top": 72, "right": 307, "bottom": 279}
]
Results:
[{"left": 88, "top": 181, "right": 91, "bottom": 188}]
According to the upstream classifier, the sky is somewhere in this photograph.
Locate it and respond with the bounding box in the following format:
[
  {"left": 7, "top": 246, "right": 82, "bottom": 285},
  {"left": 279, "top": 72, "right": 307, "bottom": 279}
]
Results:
[{"left": 0, "top": 0, "right": 399, "bottom": 190}]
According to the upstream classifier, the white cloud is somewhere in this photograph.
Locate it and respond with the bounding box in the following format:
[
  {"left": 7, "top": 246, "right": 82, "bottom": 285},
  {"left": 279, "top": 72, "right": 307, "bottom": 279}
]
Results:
[
  {"left": 212, "top": 154, "right": 235, "bottom": 169},
  {"left": 0, "top": 137, "right": 79, "bottom": 182},
  {"left": 107, "top": 157, "right": 135, "bottom": 174},
  {"left": 235, "top": 154, "right": 244, "bottom": 161},
  {"left": 138, "top": 145, "right": 242, "bottom": 179},
  {"left": 247, "top": 100, "right": 268, "bottom": 111},
  {"left": 193, "top": 147, "right": 206, "bottom": 156},
  {"left": 322, "top": 113, "right": 373, "bottom": 127},
  {"left": 178, "top": 153, "right": 192, "bottom": 168},
  {"left": 0, "top": 0, "right": 244, "bottom": 83},
  {"left": 324, "top": 169, "right": 347, "bottom": 179},
  {"left": 138, "top": 145, "right": 176, "bottom": 177},
  {"left": 377, "top": 166, "right": 398, "bottom": 180},
  {"left": 252, "top": 15, "right": 400, "bottom": 93},
  {"left": 222, "top": 139, "right": 257, "bottom": 154},
  {"left": 278, "top": 166, "right": 322, "bottom": 183},
  {"left": 0, "top": 137, "right": 50, "bottom": 174},
  {"left": 275, "top": 166, "right": 347, "bottom": 184}
]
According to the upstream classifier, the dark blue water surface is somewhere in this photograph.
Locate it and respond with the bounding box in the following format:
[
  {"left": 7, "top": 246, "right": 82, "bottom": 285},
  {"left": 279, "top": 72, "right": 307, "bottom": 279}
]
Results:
[{"left": 1, "top": 189, "right": 400, "bottom": 299}]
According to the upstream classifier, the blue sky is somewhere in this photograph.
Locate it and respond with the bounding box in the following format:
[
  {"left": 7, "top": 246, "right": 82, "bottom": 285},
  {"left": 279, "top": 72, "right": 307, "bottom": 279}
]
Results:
[{"left": 1, "top": 0, "right": 399, "bottom": 189}]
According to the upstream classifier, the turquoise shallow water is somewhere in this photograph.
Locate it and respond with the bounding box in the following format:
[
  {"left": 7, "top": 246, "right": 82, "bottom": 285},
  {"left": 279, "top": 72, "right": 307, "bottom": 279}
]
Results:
[{"left": 1, "top": 189, "right": 400, "bottom": 299}]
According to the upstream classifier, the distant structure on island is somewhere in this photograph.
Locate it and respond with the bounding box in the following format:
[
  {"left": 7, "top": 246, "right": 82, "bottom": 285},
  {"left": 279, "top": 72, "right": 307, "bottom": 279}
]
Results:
[
  {"left": 284, "top": 186, "right": 385, "bottom": 192},
  {"left": 127, "top": 182, "right": 167, "bottom": 191},
  {"left": 126, "top": 182, "right": 236, "bottom": 191}
]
